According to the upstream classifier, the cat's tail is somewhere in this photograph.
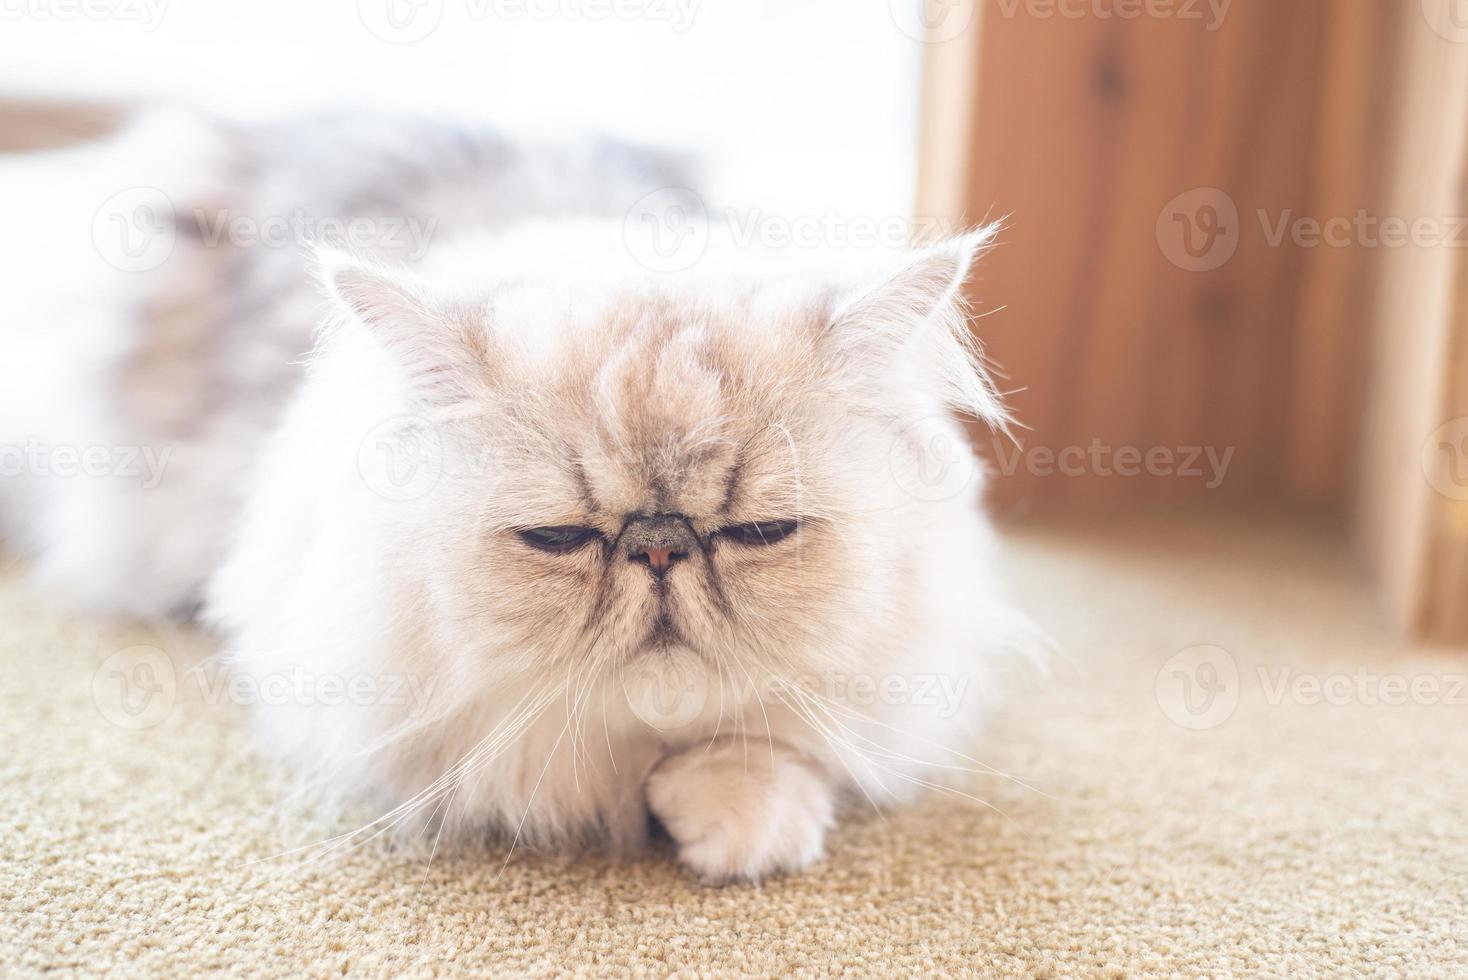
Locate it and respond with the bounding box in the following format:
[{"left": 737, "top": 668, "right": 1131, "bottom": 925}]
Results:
[{"left": 0, "top": 106, "right": 228, "bottom": 565}]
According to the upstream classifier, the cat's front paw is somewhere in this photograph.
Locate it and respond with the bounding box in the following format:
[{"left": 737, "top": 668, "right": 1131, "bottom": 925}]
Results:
[{"left": 645, "top": 738, "right": 835, "bottom": 883}]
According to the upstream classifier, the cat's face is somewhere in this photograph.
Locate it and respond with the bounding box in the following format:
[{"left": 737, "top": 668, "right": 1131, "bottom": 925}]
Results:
[{"left": 326, "top": 228, "right": 1003, "bottom": 710}]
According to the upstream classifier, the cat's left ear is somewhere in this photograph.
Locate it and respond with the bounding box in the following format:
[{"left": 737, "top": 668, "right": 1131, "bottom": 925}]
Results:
[
  {"left": 318, "top": 248, "right": 492, "bottom": 408},
  {"left": 825, "top": 227, "right": 1009, "bottom": 428}
]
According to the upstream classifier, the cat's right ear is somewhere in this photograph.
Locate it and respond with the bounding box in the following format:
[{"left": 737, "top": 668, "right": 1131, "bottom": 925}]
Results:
[
  {"left": 317, "top": 248, "right": 491, "bottom": 408},
  {"left": 823, "top": 228, "right": 1010, "bottom": 430}
]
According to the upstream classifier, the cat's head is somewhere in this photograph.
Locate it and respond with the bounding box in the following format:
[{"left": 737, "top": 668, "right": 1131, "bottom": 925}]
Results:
[{"left": 320, "top": 223, "right": 1007, "bottom": 725}]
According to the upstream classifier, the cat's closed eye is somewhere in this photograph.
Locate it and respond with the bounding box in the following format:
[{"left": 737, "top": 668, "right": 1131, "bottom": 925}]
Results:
[
  {"left": 518, "top": 526, "right": 601, "bottom": 553},
  {"left": 719, "top": 520, "right": 799, "bottom": 546}
]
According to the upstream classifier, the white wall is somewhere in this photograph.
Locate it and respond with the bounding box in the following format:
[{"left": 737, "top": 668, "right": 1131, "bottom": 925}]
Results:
[{"left": 0, "top": 0, "right": 924, "bottom": 217}]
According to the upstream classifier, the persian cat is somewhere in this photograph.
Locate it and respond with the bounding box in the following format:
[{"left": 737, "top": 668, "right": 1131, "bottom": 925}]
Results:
[{"left": 1, "top": 110, "right": 1032, "bottom": 881}]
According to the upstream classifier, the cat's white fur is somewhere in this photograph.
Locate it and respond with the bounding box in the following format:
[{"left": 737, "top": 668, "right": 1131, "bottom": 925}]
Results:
[
  {"left": 3, "top": 111, "right": 1031, "bottom": 882},
  {"left": 0, "top": 110, "right": 233, "bottom": 612}
]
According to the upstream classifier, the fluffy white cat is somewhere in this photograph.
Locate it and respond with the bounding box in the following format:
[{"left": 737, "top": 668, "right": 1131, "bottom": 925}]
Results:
[{"left": 3, "top": 111, "right": 1032, "bottom": 881}]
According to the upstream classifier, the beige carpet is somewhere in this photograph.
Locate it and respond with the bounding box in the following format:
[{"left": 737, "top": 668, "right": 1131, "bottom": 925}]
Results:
[{"left": 4, "top": 514, "right": 1465, "bottom": 976}]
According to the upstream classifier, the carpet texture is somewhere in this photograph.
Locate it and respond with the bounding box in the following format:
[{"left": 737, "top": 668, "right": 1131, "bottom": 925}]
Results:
[{"left": 3, "top": 514, "right": 1465, "bottom": 976}]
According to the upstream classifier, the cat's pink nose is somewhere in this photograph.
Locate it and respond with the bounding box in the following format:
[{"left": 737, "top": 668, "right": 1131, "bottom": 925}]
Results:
[
  {"left": 630, "top": 545, "right": 686, "bottom": 576},
  {"left": 621, "top": 513, "right": 696, "bottom": 578}
]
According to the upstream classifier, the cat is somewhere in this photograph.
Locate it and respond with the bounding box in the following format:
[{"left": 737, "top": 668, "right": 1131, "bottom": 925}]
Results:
[{"left": 3, "top": 110, "right": 1033, "bottom": 881}]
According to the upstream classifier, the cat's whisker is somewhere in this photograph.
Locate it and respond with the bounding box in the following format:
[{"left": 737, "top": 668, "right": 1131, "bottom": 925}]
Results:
[
  {"left": 564, "top": 660, "right": 585, "bottom": 794},
  {"left": 570, "top": 659, "right": 602, "bottom": 790},
  {"left": 599, "top": 680, "right": 620, "bottom": 777},
  {"left": 496, "top": 666, "right": 603, "bottom": 877},
  {"left": 775, "top": 668, "right": 1027, "bottom": 821},
  {"left": 790, "top": 684, "right": 1053, "bottom": 802},
  {"left": 701, "top": 596, "right": 1050, "bottom": 808},
  {"left": 419, "top": 769, "right": 467, "bottom": 885},
  {"left": 777, "top": 678, "right": 1018, "bottom": 830},
  {"left": 769, "top": 680, "right": 894, "bottom": 823},
  {"left": 732, "top": 658, "right": 778, "bottom": 774},
  {"left": 257, "top": 681, "right": 562, "bottom": 874}
]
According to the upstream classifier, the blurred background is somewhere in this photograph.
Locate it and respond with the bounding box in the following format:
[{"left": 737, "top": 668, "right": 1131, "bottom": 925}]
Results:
[
  {"left": 1, "top": 0, "right": 1464, "bottom": 641},
  {"left": 0, "top": 2, "right": 921, "bottom": 215},
  {"left": 915, "top": 0, "right": 1467, "bottom": 643}
]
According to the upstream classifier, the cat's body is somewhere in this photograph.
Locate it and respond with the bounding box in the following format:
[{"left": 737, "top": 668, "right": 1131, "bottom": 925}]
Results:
[{"left": 2, "top": 111, "right": 1030, "bottom": 881}]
